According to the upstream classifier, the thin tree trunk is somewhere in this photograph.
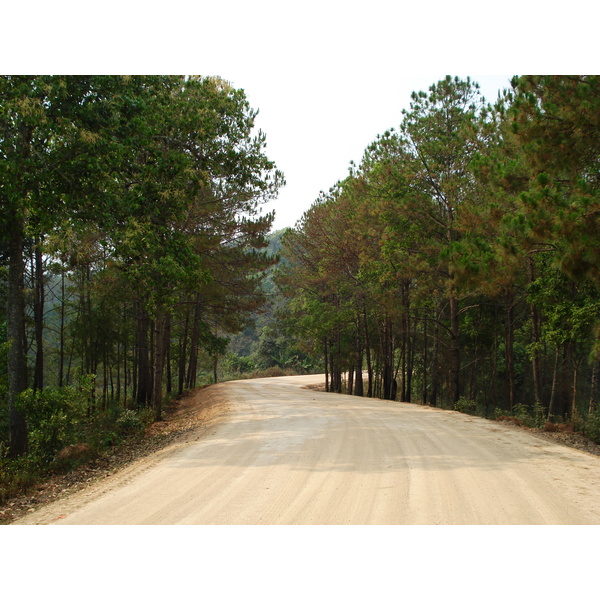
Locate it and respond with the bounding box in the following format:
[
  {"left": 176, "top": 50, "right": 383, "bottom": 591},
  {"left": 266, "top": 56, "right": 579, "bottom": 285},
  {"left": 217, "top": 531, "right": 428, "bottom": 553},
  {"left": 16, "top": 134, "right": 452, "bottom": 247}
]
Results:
[
  {"left": 324, "top": 337, "right": 329, "bottom": 393},
  {"left": 528, "top": 257, "right": 543, "bottom": 408},
  {"left": 102, "top": 357, "right": 108, "bottom": 409},
  {"left": 33, "top": 239, "right": 44, "bottom": 391},
  {"left": 363, "top": 307, "right": 373, "bottom": 398},
  {"left": 590, "top": 358, "right": 599, "bottom": 415},
  {"left": 480, "top": 354, "right": 488, "bottom": 410},
  {"left": 6, "top": 213, "right": 29, "bottom": 457},
  {"left": 449, "top": 294, "right": 460, "bottom": 408},
  {"left": 422, "top": 318, "right": 428, "bottom": 404},
  {"left": 572, "top": 357, "right": 582, "bottom": 422},
  {"left": 504, "top": 295, "right": 516, "bottom": 411},
  {"left": 430, "top": 309, "right": 440, "bottom": 407},
  {"left": 165, "top": 313, "right": 172, "bottom": 396},
  {"left": 116, "top": 331, "right": 121, "bottom": 405},
  {"left": 152, "top": 309, "right": 167, "bottom": 421},
  {"left": 489, "top": 327, "right": 496, "bottom": 413},
  {"left": 66, "top": 302, "right": 78, "bottom": 387},
  {"left": 347, "top": 365, "right": 354, "bottom": 395},
  {"left": 381, "top": 316, "right": 394, "bottom": 400},
  {"left": 136, "top": 301, "right": 151, "bottom": 407},
  {"left": 123, "top": 305, "right": 129, "bottom": 406},
  {"left": 354, "top": 313, "right": 364, "bottom": 397},
  {"left": 186, "top": 297, "right": 201, "bottom": 389},
  {"left": 406, "top": 304, "right": 416, "bottom": 404},
  {"left": 178, "top": 307, "right": 190, "bottom": 396},
  {"left": 329, "top": 339, "right": 334, "bottom": 392},
  {"left": 400, "top": 315, "right": 407, "bottom": 402},
  {"left": 548, "top": 346, "right": 560, "bottom": 420},
  {"left": 59, "top": 270, "right": 66, "bottom": 387}
]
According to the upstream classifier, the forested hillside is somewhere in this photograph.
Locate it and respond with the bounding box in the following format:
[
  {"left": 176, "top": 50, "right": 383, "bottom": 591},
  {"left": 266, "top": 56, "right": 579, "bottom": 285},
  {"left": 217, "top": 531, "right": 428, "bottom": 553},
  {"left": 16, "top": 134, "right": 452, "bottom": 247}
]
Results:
[
  {"left": 276, "top": 76, "right": 600, "bottom": 443},
  {"left": 0, "top": 75, "right": 283, "bottom": 491},
  {"left": 224, "top": 228, "right": 320, "bottom": 376}
]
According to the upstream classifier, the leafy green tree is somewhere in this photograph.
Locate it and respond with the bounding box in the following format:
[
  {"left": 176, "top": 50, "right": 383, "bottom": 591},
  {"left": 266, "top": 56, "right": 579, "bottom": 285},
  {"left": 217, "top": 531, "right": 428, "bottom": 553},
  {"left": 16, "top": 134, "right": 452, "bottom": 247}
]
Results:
[
  {"left": 395, "top": 76, "right": 489, "bottom": 406},
  {"left": 506, "top": 76, "right": 600, "bottom": 285},
  {"left": 1, "top": 75, "right": 284, "bottom": 454}
]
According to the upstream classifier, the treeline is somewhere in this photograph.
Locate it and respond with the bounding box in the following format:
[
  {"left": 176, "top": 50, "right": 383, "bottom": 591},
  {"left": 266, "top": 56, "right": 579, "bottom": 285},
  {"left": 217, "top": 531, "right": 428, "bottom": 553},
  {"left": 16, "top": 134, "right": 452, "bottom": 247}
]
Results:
[
  {"left": 277, "top": 76, "right": 600, "bottom": 439},
  {"left": 1, "top": 75, "right": 283, "bottom": 463}
]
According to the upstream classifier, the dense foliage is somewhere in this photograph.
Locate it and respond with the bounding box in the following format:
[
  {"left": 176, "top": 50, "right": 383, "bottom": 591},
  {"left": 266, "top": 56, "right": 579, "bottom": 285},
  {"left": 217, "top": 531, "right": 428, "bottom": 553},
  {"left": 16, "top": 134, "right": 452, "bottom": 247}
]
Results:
[
  {"left": 277, "top": 76, "right": 600, "bottom": 441},
  {"left": 0, "top": 75, "right": 283, "bottom": 484}
]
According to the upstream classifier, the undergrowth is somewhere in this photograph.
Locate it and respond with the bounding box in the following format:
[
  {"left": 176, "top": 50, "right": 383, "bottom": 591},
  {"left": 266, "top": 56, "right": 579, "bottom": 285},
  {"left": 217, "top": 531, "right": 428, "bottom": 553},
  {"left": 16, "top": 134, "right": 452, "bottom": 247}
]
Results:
[{"left": 0, "top": 385, "right": 158, "bottom": 505}]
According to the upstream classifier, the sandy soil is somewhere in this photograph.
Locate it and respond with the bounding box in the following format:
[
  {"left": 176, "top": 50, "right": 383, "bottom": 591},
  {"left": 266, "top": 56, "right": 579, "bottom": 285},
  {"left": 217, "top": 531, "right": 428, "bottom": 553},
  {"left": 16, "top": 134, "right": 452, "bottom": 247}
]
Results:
[{"left": 12, "top": 374, "right": 600, "bottom": 525}]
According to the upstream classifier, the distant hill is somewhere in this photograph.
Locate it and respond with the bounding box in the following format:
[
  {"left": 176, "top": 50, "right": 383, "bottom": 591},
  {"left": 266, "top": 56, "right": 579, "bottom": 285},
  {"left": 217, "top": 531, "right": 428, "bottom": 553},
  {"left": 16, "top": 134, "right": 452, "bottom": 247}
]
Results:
[{"left": 226, "top": 228, "right": 287, "bottom": 357}]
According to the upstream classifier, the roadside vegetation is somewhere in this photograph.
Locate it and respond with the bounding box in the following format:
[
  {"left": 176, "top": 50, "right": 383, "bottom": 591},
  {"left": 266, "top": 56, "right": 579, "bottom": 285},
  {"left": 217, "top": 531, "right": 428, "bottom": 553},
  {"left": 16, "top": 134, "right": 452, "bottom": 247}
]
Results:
[
  {"left": 0, "top": 75, "right": 284, "bottom": 502},
  {"left": 276, "top": 76, "right": 600, "bottom": 446}
]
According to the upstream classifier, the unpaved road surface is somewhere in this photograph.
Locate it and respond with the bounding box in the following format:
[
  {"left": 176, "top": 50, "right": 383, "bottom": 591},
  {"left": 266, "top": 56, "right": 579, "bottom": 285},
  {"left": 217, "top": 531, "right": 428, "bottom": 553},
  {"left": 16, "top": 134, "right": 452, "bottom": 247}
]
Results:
[{"left": 13, "top": 374, "right": 600, "bottom": 525}]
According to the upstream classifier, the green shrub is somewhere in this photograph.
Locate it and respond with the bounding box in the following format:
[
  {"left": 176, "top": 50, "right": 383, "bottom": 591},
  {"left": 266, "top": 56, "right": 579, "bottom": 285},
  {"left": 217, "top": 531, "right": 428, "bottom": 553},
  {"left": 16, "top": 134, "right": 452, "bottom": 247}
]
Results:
[
  {"left": 116, "top": 409, "right": 145, "bottom": 435},
  {"left": 223, "top": 353, "right": 256, "bottom": 375},
  {"left": 494, "top": 403, "right": 545, "bottom": 428},
  {"left": 511, "top": 403, "right": 546, "bottom": 428},
  {"left": 584, "top": 411, "right": 600, "bottom": 444},
  {"left": 0, "top": 453, "right": 43, "bottom": 503},
  {"left": 17, "top": 385, "right": 88, "bottom": 464},
  {"left": 455, "top": 396, "right": 479, "bottom": 416},
  {"left": 511, "top": 403, "right": 531, "bottom": 423}
]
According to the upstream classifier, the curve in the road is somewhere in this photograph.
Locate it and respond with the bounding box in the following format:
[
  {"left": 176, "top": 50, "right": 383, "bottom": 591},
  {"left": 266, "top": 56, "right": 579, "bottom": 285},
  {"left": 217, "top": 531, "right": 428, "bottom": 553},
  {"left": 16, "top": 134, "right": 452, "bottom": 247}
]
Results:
[{"left": 14, "top": 374, "right": 600, "bottom": 525}]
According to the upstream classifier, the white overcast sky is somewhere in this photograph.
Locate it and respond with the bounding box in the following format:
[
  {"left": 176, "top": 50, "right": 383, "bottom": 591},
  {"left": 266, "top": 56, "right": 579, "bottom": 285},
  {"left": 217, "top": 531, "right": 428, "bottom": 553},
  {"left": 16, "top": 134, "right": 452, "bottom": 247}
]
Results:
[{"left": 4, "top": 1, "right": 598, "bottom": 233}]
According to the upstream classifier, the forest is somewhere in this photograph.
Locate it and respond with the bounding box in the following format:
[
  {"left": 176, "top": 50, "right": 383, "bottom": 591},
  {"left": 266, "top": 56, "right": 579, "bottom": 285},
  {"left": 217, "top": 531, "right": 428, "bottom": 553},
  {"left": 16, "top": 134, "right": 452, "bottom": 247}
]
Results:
[
  {"left": 1, "top": 74, "right": 600, "bottom": 502},
  {"left": 0, "top": 75, "right": 283, "bottom": 497},
  {"left": 276, "top": 75, "right": 600, "bottom": 440}
]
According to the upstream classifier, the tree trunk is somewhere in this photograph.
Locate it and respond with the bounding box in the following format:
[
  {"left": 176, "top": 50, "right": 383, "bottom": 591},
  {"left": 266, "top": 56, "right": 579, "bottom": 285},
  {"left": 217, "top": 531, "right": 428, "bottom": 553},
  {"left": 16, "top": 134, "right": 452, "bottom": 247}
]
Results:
[
  {"left": 213, "top": 354, "right": 219, "bottom": 384},
  {"left": 528, "top": 257, "right": 543, "bottom": 409},
  {"left": 186, "top": 297, "right": 201, "bottom": 389},
  {"left": 328, "top": 339, "right": 334, "bottom": 391},
  {"left": 382, "top": 317, "right": 394, "bottom": 400},
  {"left": 354, "top": 313, "right": 364, "bottom": 397},
  {"left": 572, "top": 356, "right": 582, "bottom": 421},
  {"left": 323, "top": 337, "right": 329, "bottom": 393},
  {"left": 123, "top": 304, "right": 129, "bottom": 405},
  {"left": 430, "top": 303, "right": 441, "bottom": 407},
  {"left": 116, "top": 325, "right": 121, "bottom": 405},
  {"left": 165, "top": 313, "right": 172, "bottom": 396},
  {"left": 178, "top": 306, "right": 190, "bottom": 396},
  {"left": 6, "top": 213, "right": 29, "bottom": 457},
  {"left": 590, "top": 358, "right": 599, "bottom": 416},
  {"left": 59, "top": 270, "right": 66, "bottom": 387},
  {"left": 449, "top": 295, "right": 460, "bottom": 408},
  {"left": 422, "top": 318, "right": 428, "bottom": 404},
  {"left": 504, "top": 295, "right": 516, "bottom": 411},
  {"left": 152, "top": 309, "right": 167, "bottom": 421},
  {"left": 347, "top": 366, "right": 354, "bottom": 396},
  {"left": 405, "top": 307, "right": 416, "bottom": 404},
  {"left": 400, "top": 312, "right": 407, "bottom": 402},
  {"left": 489, "top": 324, "right": 497, "bottom": 413},
  {"left": 548, "top": 346, "right": 560, "bottom": 420},
  {"left": 135, "top": 301, "right": 151, "bottom": 407},
  {"left": 33, "top": 239, "right": 45, "bottom": 391},
  {"left": 363, "top": 307, "right": 373, "bottom": 398}
]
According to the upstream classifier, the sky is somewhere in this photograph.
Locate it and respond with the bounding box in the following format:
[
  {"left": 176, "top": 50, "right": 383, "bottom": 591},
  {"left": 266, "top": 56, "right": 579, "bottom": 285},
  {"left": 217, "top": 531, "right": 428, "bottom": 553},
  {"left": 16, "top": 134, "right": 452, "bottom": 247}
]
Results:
[{"left": 3, "top": 1, "right": 596, "bottom": 591}]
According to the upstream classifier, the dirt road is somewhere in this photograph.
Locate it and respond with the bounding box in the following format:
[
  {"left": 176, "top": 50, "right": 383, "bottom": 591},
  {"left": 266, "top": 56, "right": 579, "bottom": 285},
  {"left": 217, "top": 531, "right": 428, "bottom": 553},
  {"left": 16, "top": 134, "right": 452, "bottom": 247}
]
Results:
[{"left": 13, "top": 374, "right": 600, "bottom": 525}]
